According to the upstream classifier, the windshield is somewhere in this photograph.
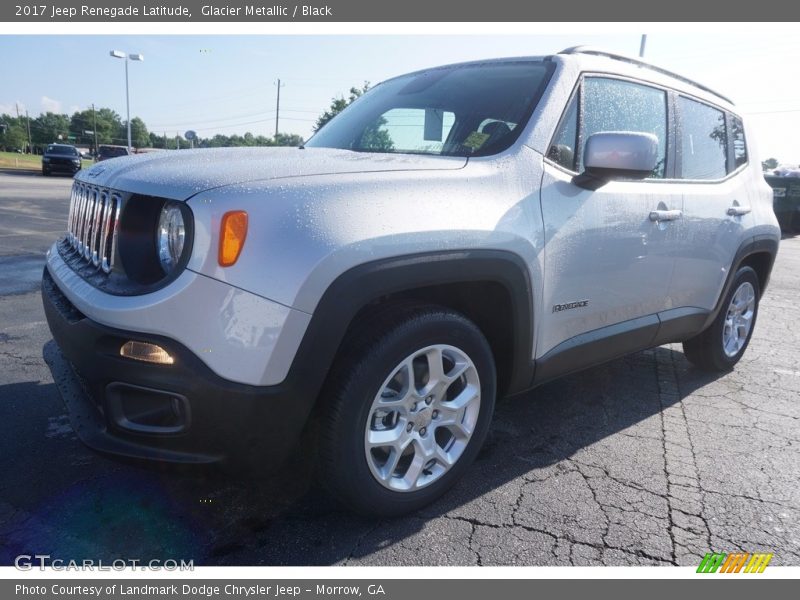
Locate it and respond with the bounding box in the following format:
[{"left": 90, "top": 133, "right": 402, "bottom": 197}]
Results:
[
  {"left": 46, "top": 145, "right": 78, "bottom": 156},
  {"left": 305, "top": 60, "right": 553, "bottom": 157}
]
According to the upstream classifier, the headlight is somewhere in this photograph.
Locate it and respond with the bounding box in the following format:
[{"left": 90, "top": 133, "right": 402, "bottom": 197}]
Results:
[
  {"left": 157, "top": 203, "right": 186, "bottom": 273},
  {"left": 42, "top": 156, "right": 50, "bottom": 162},
  {"left": 72, "top": 159, "right": 81, "bottom": 165}
]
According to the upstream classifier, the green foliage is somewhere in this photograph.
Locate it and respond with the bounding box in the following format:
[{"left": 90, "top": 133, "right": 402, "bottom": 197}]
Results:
[
  {"left": 2, "top": 107, "right": 305, "bottom": 152},
  {"left": 31, "top": 112, "right": 70, "bottom": 145},
  {"left": 313, "top": 82, "right": 371, "bottom": 133},
  {"left": 0, "top": 116, "right": 27, "bottom": 151},
  {"left": 129, "top": 117, "right": 149, "bottom": 149},
  {"left": 359, "top": 118, "right": 394, "bottom": 152},
  {"left": 69, "top": 107, "right": 122, "bottom": 146},
  {"left": 197, "top": 131, "right": 303, "bottom": 148},
  {"left": 762, "top": 157, "right": 779, "bottom": 171},
  {"left": 273, "top": 132, "right": 304, "bottom": 147}
]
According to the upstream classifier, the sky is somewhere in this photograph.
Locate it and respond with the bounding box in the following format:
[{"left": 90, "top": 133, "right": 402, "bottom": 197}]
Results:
[{"left": 1, "top": 33, "right": 799, "bottom": 164}]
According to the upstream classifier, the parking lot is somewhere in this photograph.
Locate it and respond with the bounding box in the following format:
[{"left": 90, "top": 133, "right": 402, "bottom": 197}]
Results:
[{"left": 0, "top": 169, "right": 798, "bottom": 567}]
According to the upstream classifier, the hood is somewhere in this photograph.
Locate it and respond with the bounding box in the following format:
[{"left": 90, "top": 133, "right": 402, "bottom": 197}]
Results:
[{"left": 77, "top": 147, "right": 467, "bottom": 200}]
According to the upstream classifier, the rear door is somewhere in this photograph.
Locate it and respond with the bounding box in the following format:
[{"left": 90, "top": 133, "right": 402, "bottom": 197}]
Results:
[{"left": 667, "top": 100, "right": 754, "bottom": 311}]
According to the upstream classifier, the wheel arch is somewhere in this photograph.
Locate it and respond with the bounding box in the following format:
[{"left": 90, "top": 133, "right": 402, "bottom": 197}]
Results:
[
  {"left": 702, "top": 234, "right": 778, "bottom": 331},
  {"left": 284, "top": 250, "right": 536, "bottom": 417}
]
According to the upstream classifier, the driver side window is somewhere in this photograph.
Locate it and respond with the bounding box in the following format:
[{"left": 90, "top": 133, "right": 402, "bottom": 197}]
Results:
[
  {"left": 581, "top": 77, "right": 668, "bottom": 178},
  {"left": 548, "top": 77, "right": 668, "bottom": 178}
]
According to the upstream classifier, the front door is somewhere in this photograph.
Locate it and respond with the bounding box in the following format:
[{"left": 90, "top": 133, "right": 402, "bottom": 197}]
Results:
[{"left": 537, "top": 75, "right": 682, "bottom": 360}]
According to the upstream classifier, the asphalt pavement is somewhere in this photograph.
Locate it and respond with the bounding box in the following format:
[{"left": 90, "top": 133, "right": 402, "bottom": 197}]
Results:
[{"left": 0, "top": 170, "right": 798, "bottom": 566}]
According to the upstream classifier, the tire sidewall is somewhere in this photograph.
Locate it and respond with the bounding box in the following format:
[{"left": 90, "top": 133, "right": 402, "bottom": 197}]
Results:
[
  {"left": 329, "top": 311, "right": 496, "bottom": 515},
  {"left": 710, "top": 266, "right": 760, "bottom": 368}
]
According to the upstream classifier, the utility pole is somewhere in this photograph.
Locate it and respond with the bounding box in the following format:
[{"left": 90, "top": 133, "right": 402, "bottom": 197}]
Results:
[
  {"left": 25, "top": 110, "right": 32, "bottom": 153},
  {"left": 639, "top": 34, "right": 647, "bottom": 58},
  {"left": 92, "top": 103, "right": 98, "bottom": 155},
  {"left": 274, "top": 79, "right": 285, "bottom": 139}
]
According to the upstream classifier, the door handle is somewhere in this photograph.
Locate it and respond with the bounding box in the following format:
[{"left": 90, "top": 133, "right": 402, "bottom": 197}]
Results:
[
  {"left": 649, "top": 209, "right": 683, "bottom": 222},
  {"left": 727, "top": 205, "right": 752, "bottom": 216}
]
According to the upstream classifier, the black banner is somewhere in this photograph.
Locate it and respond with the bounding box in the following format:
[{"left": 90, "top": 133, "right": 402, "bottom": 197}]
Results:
[
  {"left": 2, "top": 0, "right": 799, "bottom": 22},
  {"left": 4, "top": 579, "right": 798, "bottom": 600}
]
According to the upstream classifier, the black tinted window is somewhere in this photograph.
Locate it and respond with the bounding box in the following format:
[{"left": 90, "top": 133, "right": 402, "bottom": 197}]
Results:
[
  {"left": 679, "top": 97, "right": 727, "bottom": 180},
  {"left": 580, "top": 78, "right": 667, "bottom": 178},
  {"left": 547, "top": 95, "right": 578, "bottom": 171},
  {"left": 100, "top": 146, "right": 128, "bottom": 158},
  {"left": 731, "top": 115, "right": 747, "bottom": 170},
  {"left": 306, "top": 62, "right": 552, "bottom": 157}
]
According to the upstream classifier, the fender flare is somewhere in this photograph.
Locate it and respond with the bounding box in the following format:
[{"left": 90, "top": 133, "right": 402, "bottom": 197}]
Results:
[
  {"left": 282, "top": 249, "right": 536, "bottom": 417},
  {"left": 701, "top": 234, "right": 779, "bottom": 331}
]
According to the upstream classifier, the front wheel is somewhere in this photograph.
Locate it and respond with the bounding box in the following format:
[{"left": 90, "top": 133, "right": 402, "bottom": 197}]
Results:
[
  {"left": 683, "top": 266, "right": 760, "bottom": 371},
  {"left": 318, "top": 305, "right": 496, "bottom": 516}
]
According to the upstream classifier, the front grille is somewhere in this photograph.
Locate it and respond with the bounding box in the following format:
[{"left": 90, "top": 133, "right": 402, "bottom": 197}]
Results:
[{"left": 66, "top": 181, "right": 121, "bottom": 274}]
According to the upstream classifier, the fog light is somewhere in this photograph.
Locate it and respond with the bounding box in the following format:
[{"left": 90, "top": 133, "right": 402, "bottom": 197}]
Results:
[{"left": 120, "top": 341, "right": 174, "bottom": 365}]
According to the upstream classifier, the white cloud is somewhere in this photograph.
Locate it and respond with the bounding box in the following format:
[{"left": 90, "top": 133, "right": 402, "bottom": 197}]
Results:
[
  {"left": 40, "top": 96, "right": 62, "bottom": 114},
  {"left": 0, "top": 101, "right": 25, "bottom": 116}
]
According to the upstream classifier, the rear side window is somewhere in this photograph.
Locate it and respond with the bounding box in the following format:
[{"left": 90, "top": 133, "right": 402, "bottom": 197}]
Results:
[
  {"left": 580, "top": 77, "right": 668, "bottom": 178},
  {"left": 679, "top": 97, "right": 727, "bottom": 180},
  {"left": 731, "top": 115, "right": 747, "bottom": 170}
]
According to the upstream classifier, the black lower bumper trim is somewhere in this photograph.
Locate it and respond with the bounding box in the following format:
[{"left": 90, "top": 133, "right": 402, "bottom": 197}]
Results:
[
  {"left": 43, "top": 341, "right": 220, "bottom": 464},
  {"left": 41, "top": 267, "right": 313, "bottom": 467}
]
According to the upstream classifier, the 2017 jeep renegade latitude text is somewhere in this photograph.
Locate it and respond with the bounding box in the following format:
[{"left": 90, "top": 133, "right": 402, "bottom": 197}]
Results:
[{"left": 42, "top": 48, "right": 780, "bottom": 515}]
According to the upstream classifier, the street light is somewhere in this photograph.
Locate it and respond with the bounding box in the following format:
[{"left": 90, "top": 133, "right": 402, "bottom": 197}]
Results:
[{"left": 109, "top": 50, "right": 144, "bottom": 151}]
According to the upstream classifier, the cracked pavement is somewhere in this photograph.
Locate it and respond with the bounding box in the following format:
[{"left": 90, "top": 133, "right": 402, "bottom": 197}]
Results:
[{"left": 0, "top": 171, "right": 798, "bottom": 566}]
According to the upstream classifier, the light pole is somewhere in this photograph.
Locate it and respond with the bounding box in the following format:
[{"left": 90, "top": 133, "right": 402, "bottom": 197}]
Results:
[{"left": 109, "top": 50, "right": 144, "bottom": 151}]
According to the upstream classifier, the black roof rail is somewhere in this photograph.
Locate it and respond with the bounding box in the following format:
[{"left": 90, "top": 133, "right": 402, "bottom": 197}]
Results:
[{"left": 558, "top": 46, "right": 734, "bottom": 105}]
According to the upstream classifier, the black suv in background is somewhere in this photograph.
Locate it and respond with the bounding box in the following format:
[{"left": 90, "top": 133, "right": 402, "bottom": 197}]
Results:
[
  {"left": 96, "top": 145, "right": 131, "bottom": 161},
  {"left": 42, "top": 144, "right": 82, "bottom": 177}
]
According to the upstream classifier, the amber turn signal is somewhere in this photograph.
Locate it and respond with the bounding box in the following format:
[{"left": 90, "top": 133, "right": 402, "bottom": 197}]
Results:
[
  {"left": 218, "top": 211, "right": 248, "bottom": 267},
  {"left": 120, "top": 340, "right": 175, "bottom": 365}
]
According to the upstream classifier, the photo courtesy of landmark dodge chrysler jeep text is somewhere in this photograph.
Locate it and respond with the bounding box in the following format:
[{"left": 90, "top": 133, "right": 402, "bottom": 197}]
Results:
[{"left": 42, "top": 48, "right": 780, "bottom": 515}]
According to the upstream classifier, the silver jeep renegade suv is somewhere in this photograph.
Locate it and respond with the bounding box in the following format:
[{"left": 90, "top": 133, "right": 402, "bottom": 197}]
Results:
[{"left": 42, "top": 47, "right": 780, "bottom": 515}]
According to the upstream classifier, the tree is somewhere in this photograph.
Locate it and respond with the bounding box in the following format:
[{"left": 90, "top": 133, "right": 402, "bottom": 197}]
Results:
[
  {"left": 273, "top": 132, "right": 304, "bottom": 147},
  {"left": 0, "top": 116, "right": 27, "bottom": 151},
  {"left": 31, "top": 112, "right": 70, "bottom": 145},
  {"left": 762, "top": 157, "right": 779, "bottom": 171},
  {"left": 70, "top": 107, "right": 123, "bottom": 146},
  {"left": 312, "top": 82, "right": 393, "bottom": 151},
  {"left": 129, "top": 117, "right": 149, "bottom": 149},
  {"left": 313, "top": 82, "right": 371, "bottom": 133}
]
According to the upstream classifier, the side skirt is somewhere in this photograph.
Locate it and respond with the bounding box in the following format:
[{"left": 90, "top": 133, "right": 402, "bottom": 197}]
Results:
[{"left": 530, "top": 307, "right": 710, "bottom": 388}]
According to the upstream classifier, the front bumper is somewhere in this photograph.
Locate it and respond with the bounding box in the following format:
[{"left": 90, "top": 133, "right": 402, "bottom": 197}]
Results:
[
  {"left": 43, "top": 160, "right": 80, "bottom": 174},
  {"left": 42, "top": 268, "right": 313, "bottom": 465}
]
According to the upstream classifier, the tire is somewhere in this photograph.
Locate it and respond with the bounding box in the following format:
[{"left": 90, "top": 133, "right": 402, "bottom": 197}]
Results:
[
  {"left": 42, "top": 169, "right": 49, "bottom": 176},
  {"left": 682, "top": 266, "right": 760, "bottom": 371},
  {"left": 318, "top": 304, "right": 496, "bottom": 516}
]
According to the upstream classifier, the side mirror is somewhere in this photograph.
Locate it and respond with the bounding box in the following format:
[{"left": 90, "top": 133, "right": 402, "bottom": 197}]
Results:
[{"left": 573, "top": 131, "right": 659, "bottom": 190}]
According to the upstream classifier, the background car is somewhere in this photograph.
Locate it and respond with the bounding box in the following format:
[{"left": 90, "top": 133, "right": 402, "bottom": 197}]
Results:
[
  {"left": 96, "top": 144, "right": 131, "bottom": 161},
  {"left": 765, "top": 174, "right": 800, "bottom": 233},
  {"left": 41, "top": 143, "right": 82, "bottom": 177}
]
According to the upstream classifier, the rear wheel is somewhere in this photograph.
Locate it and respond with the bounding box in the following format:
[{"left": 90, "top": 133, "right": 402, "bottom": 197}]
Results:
[
  {"left": 318, "top": 305, "right": 496, "bottom": 516},
  {"left": 683, "top": 266, "right": 760, "bottom": 371}
]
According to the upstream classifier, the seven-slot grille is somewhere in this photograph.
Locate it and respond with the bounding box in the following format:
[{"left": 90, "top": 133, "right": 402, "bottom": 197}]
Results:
[{"left": 66, "top": 182, "right": 121, "bottom": 274}]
